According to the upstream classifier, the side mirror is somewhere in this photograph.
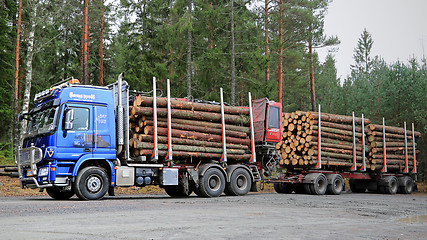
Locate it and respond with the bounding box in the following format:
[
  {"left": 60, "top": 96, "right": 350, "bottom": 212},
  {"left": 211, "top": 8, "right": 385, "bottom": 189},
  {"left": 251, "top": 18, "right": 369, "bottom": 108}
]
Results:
[{"left": 64, "top": 109, "right": 74, "bottom": 130}]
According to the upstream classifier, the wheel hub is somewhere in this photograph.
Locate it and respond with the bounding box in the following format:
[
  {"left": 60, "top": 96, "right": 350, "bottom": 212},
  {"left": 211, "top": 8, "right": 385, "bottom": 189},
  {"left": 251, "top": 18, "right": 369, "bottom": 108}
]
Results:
[{"left": 87, "top": 175, "right": 102, "bottom": 193}]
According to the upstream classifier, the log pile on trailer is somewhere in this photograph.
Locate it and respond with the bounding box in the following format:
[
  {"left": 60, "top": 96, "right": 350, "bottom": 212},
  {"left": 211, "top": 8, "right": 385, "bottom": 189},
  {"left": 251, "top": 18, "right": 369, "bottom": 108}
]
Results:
[
  {"left": 277, "top": 111, "right": 370, "bottom": 171},
  {"left": 128, "top": 95, "right": 252, "bottom": 163},
  {"left": 367, "top": 122, "right": 421, "bottom": 172},
  {"left": 277, "top": 110, "right": 421, "bottom": 173}
]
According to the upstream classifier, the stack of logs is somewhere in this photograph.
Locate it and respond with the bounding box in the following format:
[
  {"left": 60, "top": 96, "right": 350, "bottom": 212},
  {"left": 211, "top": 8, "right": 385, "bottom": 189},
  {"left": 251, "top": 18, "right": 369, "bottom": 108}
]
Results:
[
  {"left": 277, "top": 111, "right": 370, "bottom": 170},
  {"left": 128, "top": 95, "right": 252, "bottom": 163},
  {"left": 277, "top": 111, "right": 421, "bottom": 173},
  {"left": 367, "top": 124, "right": 421, "bottom": 171}
]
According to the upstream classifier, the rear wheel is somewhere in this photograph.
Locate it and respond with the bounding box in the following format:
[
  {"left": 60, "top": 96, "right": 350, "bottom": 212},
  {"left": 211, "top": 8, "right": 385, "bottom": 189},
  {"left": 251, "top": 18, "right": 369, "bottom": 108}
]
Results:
[
  {"left": 326, "top": 174, "right": 344, "bottom": 195},
  {"left": 198, "top": 168, "right": 225, "bottom": 197},
  {"left": 225, "top": 168, "right": 252, "bottom": 196},
  {"left": 305, "top": 173, "right": 327, "bottom": 195},
  {"left": 73, "top": 167, "right": 109, "bottom": 200},
  {"left": 398, "top": 176, "right": 413, "bottom": 194},
  {"left": 46, "top": 187, "right": 75, "bottom": 200},
  {"left": 379, "top": 176, "right": 398, "bottom": 194}
]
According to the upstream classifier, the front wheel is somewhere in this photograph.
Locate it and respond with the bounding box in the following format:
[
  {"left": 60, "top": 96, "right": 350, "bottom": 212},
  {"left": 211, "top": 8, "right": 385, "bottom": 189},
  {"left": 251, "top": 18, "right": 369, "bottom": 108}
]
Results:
[
  {"left": 73, "top": 167, "right": 109, "bottom": 200},
  {"left": 46, "top": 187, "right": 75, "bottom": 200}
]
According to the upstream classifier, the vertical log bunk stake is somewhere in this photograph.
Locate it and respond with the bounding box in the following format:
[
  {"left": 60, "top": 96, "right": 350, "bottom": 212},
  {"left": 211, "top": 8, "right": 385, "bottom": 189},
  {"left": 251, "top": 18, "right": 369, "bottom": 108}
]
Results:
[
  {"left": 165, "top": 79, "right": 172, "bottom": 165},
  {"left": 219, "top": 88, "right": 227, "bottom": 164},
  {"left": 403, "top": 122, "right": 409, "bottom": 173},
  {"left": 248, "top": 92, "right": 256, "bottom": 163},
  {"left": 360, "top": 114, "right": 366, "bottom": 172},
  {"left": 350, "top": 112, "right": 357, "bottom": 171},
  {"left": 315, "top": 104, "right": 321, "bottom": 169},
  {"left": 411, "top": 123, "right": 417, "bottom": 174},
  {"left": 381, "top": 118, "right": 387, "bottom": 172},
  {"left": 151, "top": 77, "right": 159, "bottom": 161}
]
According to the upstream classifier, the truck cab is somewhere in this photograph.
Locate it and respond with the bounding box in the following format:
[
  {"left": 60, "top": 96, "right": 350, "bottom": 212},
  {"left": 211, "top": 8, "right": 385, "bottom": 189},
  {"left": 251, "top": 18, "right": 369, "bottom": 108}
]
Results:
[{"left": 17, "top": 79, "right": 118, "bottom": 200}]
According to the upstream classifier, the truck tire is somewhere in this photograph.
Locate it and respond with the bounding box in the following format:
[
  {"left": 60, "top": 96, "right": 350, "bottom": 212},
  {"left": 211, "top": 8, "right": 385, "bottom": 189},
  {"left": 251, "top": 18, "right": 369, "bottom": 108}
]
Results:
[
  {"left": 225, "top": 168, "right": 252, "bottom": 196},
  {"left": 46, "top": 187, "right": 75, "bottom": 200},
  {"left": 274, "top": 183, "right": 293, "bottom": 194},
  {"left": 73, "top": 166, "right": 109, "bottom": 200},
  {"left": 379, "top": 176, "right": 398, "bottom": 194},
  {"left": 326, "top": 174, "right": 344, "bottom": 195},
  {"left": 304, "top": 173, "right": 327, "bottom": 195},
  {"left": 397, "top": 176, "right": 413, "bottom": 194},
  {"left": 164, "top": 185, "right": 191, "bottom": 197},
  {"left": 303, "top": 183, "right": 312, "bottom": 194},
  {"left": 198, "top": 168, "right": 225, "bottom": 197}
]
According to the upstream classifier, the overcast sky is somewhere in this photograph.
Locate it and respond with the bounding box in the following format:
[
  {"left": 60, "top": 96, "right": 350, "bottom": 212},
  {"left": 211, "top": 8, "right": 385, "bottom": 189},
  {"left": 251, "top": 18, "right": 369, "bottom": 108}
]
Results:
[{"left": 317, "top": 0, "right": 427, "bottom": 79}]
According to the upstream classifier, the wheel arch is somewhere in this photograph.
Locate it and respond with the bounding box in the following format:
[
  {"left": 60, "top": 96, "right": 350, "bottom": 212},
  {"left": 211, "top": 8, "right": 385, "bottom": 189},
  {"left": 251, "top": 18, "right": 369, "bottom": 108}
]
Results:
[
  {"left": 198, "top": 163, "right": 227, "bottom": 179},
  {"left": 72, "top": 157, "right": 115, "bottom": 186}
]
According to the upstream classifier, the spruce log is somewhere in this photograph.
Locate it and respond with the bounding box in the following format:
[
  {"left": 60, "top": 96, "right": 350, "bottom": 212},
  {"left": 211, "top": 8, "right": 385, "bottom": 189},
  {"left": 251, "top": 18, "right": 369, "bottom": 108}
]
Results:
[
  {"left": 368, "top": 124, "right": 421, "bottom": 137},
  {"left": 313, "top": 150, "right": 363, "bottom": 160},
  {"left": 367, "top": 130, "right": 410, "bottom": 139},
  {"left": 311, "top": 141, "right": 370, "bottom": 152},
  {"left": 134, "top": 141, "right": 246, "bottom": 154},
  {"left": 313, "top": 125, "right": 363, "bottom": 138},
  {"left": 137, "top": 96, "right": 250, "bottom": 115},
  {"left": 137, "top": 149, "right": 251, "bottom": 160},
  {"left": 145, "top": 126, "right": 251, "bottom": 145},
  {"left": 131, "top": 106, "right": 250, "bottom": 126},
  {"left": 145, "top": 120, "right": 248, "bottom": 138},
  {"left": 369, "top": 164, "right": 405, "bottom": 171},
  {"left": 312, "top": 130, "right": 361, "bottom": 143},
  {"left": 136, "top": 134, "right": 249, "bottom": 150},
  {"left": 312, "top": 120, "right": 368, "bottom": 133},
  {"left": 371, "top": 141, "right": 416, "bottom": 148},
  {"left": 303, "top": 112, "right": 371, "bottom": 125}
]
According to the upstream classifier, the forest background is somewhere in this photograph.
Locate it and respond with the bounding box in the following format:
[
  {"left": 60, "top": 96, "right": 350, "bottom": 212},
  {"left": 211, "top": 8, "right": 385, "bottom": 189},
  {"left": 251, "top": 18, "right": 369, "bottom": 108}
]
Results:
[{"left": 0, "top": 0, "right": 426, "bottom": 179}]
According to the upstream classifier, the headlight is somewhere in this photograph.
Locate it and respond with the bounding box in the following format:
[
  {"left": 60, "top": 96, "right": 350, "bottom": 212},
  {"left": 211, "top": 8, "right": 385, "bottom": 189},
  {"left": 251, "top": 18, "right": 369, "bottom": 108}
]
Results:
[{"left": 38, "top": 167, "right": 49, "bottom": 177}]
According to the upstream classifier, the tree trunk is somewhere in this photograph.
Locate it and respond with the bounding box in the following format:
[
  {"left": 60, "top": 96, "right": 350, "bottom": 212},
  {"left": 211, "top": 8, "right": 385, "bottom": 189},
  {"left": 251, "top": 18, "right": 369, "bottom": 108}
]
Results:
[
  {"left": 277, "top": 0, "right": 283, "bottom": 104},
  {"left": 131, "top": 106, "right": 250, "bottom": 126},
  {"left": 20, "top": 4, "right": 38, "bottom": 138},
  {"left": 136, "top": 96, "right": 249, "bottom": 115},
  {"left": 186, "top": 0, "right": 192, "bottom": 98},
  {"left": 137, "top": 149, "right": 251, "bottom": 161},
  {"left": 264, "top": 0, "right": 269, "bottom": 82},
  {"left": 83, "top": 0, "right": 89, "bottom": 84},
  {"left": 309, "top": 35, "right": 316, "bottom": 111},
  {"left": 13, "top": 0, "right": 23, "bottom": 154},
  {"left": 230, "top": 0, "right": 236, "bottom": 105},
  {"left": 99, "top": 0, "right": 104, "bottom": 86}
]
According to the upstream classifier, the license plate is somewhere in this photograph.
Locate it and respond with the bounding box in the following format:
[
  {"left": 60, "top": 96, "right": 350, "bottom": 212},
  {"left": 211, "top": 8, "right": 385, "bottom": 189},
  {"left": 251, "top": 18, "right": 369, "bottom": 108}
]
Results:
[{"left": 26, "top": 169, "right": 33, "bottom": 177}]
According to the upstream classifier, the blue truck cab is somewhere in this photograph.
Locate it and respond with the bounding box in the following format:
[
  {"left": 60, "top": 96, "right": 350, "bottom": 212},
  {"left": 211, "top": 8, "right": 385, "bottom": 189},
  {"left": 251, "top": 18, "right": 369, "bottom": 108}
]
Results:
[{"left": 17, "top": 78, "right": 125, "bottom": 200}]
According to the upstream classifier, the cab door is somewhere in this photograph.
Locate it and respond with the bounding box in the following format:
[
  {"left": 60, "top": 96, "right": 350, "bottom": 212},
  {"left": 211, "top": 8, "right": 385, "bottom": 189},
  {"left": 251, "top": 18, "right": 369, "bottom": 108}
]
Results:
[
  {"left": 56, "top": 104, "right": 93, "bottom": 160},
  {"left": 265, "top": 102, "right": 282, "bottom": 143}
]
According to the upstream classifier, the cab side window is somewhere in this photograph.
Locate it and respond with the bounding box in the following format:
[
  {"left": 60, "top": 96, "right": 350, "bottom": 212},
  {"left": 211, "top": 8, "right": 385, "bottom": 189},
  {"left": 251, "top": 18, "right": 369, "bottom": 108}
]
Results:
[{"left": 63, "top": 107, "right": 90, "bottom": 131}]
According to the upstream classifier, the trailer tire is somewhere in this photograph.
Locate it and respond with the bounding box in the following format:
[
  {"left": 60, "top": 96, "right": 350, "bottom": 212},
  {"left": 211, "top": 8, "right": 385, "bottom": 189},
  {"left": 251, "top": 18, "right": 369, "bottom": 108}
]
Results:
[
  {"left": 274, "top": 183, "right": 293, "bottom": 194},
  {"left": 397, "top": 176, "right": 413, "bottom": 194},
  {"left": 379, "top": 176, "right": 398, "bottom": 194},
  {"left": 305, "top": 173, "right": 327, "bottom": 195},
  {"left": 164, "top": 186, "right": 191, "bottom": 197},
  {"left": 198, "top": 168, "right": 225, "bottom": 197},
  {"left": 225, "top": 168, "right": 252, "bottom": 196},
  {"left": 303, "top": 184, "right": 312, "bottom": 194},
  {"left": 74, "top": 166, "right": 109, "bottom": 200},
  {"left": 46, "top": 187, "right": 75, "bottom": 200},
  {"left": 326, "top": 174, "right": 344, "bottom": 195}
]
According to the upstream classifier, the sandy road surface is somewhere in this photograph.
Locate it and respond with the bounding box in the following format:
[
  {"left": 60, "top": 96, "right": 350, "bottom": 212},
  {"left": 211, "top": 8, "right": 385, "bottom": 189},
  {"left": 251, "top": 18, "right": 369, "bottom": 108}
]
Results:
[{"left": 0, "top": 192, "right": 426, "bottom": 240}]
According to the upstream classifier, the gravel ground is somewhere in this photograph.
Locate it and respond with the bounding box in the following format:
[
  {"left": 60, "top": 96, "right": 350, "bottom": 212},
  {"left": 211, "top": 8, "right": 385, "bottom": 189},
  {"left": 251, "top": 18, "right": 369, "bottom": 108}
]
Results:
[{"left": 0, "top": 192, "right": 426, "bottom": 240}]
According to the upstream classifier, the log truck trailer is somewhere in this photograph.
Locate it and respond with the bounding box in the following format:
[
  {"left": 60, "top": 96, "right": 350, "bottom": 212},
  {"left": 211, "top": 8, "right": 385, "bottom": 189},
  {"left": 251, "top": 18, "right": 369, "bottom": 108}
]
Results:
[{"left": 16, "top": 75, "right": 417, "bottom": 200}]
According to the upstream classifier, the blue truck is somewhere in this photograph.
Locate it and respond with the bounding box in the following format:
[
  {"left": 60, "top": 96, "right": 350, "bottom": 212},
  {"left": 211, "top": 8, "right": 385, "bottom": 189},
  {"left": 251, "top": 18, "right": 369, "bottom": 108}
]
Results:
[{"left": 17, "top": 75, "right": 417, "bottom": 200}]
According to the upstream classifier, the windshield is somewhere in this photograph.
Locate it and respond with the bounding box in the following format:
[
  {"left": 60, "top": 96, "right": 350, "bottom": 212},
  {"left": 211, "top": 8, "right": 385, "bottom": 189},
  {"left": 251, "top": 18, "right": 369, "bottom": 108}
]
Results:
[{"left": 27, "top": 107, "right": 58, "bottom": 136}]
